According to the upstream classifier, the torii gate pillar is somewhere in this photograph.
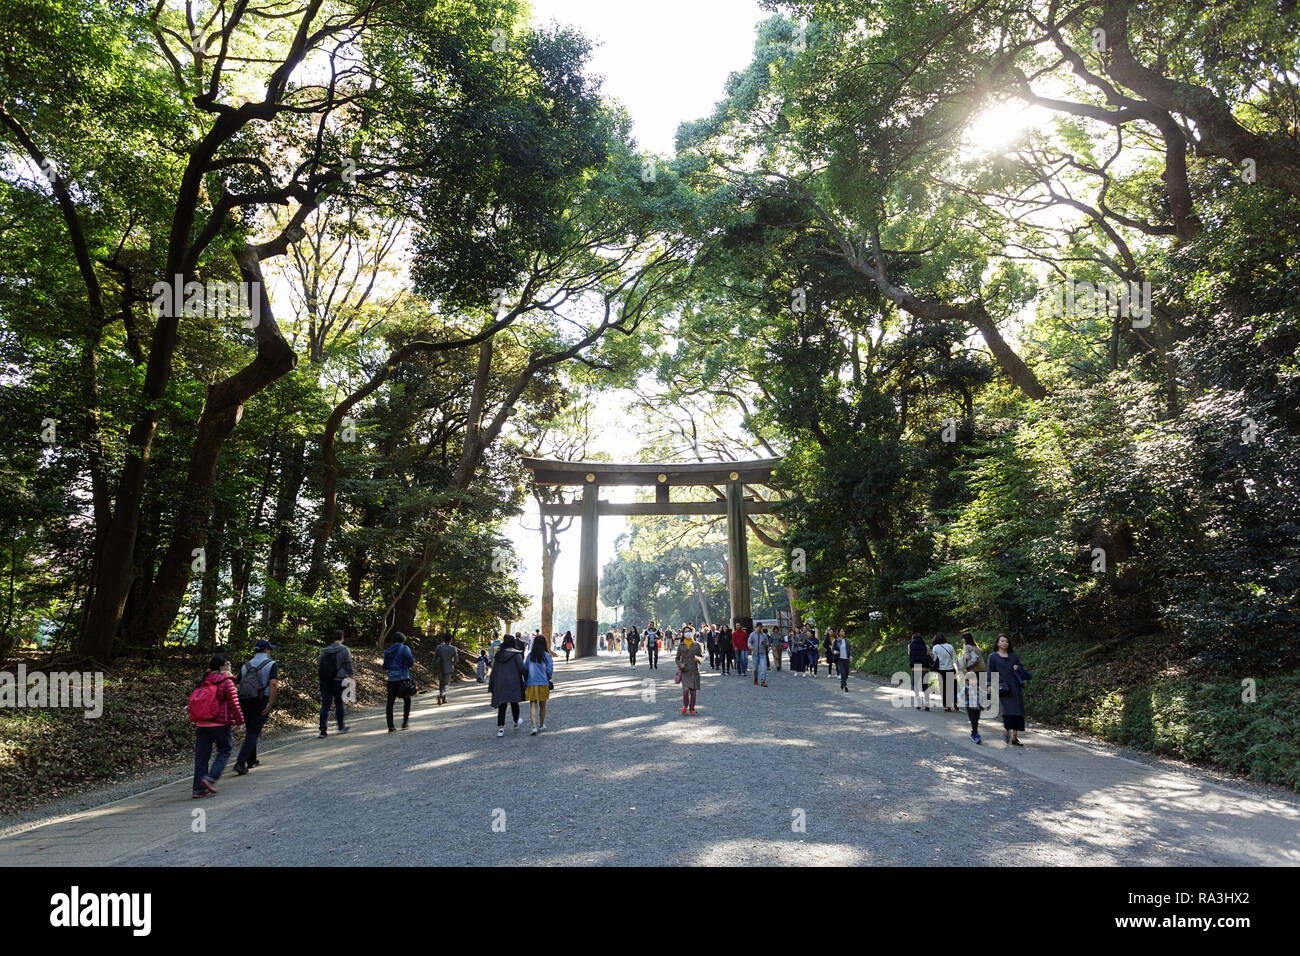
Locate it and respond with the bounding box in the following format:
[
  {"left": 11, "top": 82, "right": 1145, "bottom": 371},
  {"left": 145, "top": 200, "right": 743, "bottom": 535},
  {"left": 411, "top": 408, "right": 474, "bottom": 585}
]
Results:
[
  {"left": 726, "top": 477, "right": 754, "bottom": 631},
  {"left": 575, "top": 477, "right": 600, "bottom": 658}
]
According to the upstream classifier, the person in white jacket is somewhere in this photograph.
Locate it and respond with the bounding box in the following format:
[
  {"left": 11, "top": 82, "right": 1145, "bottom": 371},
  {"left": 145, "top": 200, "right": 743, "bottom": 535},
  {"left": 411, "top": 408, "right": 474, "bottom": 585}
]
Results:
[
  {"left": 834, "top": 628, "right": 852, "bottom": 691},
  {"left": 931, "top": 633, "right": 958, "bottom": 711}
]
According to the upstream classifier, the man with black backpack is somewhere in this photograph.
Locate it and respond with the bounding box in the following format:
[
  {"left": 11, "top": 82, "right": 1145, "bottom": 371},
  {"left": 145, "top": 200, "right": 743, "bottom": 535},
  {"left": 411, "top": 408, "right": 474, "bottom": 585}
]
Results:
[
  {"left": 318, "top": 630, "right": 354, "bottom": 737},
  {"left": 234, "top": 640, "right": 279, "bottom": 775}
]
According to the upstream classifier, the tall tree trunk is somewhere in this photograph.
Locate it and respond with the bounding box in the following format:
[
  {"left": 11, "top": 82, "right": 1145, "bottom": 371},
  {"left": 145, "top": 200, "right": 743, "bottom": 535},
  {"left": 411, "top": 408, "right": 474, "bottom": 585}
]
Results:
[
  {"left": 263, "top": 433, "right": 307, "bottom": 627},
  {"left": 784, "top": 586, "right": 803, "bottom": 627},
  {"left": 228, "top": 542, "right": 253, "bottom": 649},
  {"left": 228, "top": 422, "right": 278, "bottom": 646},
  {"left": 540, "top": 521, "right": 558, "bottom": 639},
  {"left": 392, "top": 565, "right": 425, "bottom": 636},
  {"left": 688, "top": 563, "right": 713, "bottom": 626},
  {"left": 121, "top": 501, "right": 160, "bottom": 652},
  {"left": 197, "top": 498, "right": 227, "bottom": 651},
  {"left": 137, "top": 252, "right": 298, "bottom": 648}
]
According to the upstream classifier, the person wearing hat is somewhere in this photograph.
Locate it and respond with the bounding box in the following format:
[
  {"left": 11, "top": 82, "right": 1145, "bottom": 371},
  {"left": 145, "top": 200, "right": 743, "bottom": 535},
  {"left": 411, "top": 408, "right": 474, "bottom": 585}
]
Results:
[{"left": 233, "top": 640, "right": 279, "bottom": 775}]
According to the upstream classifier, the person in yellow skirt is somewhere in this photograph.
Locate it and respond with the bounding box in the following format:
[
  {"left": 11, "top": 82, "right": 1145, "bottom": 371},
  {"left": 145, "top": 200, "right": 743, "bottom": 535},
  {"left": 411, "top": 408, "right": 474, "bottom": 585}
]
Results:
[{"left": 524, "top": 634, "right": 554, "bottom": 735}]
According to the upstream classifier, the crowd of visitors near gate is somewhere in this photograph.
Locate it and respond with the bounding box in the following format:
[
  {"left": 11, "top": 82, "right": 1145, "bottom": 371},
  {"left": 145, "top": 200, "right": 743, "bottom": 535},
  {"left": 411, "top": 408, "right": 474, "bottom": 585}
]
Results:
[{"left": 187, "top": 618, "right": 1031, "bottom": 798}]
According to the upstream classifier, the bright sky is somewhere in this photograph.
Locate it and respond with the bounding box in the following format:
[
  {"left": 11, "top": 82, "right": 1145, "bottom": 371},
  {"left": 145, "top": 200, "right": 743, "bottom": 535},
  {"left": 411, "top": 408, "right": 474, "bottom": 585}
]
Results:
[
  {"left": 502, "top": 0, "right": 768, "bottom": 628},
  {"left": 528, "top": 0, "right": 768, "bottom": 154}
]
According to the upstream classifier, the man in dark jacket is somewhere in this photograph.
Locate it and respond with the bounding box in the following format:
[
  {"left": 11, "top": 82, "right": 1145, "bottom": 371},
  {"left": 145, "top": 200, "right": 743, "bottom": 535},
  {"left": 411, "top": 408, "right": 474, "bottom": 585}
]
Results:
[
  {"left": 384, "top": 633, "right": 416, "bottom": 731},
  {"left": 907, "top": 632, "right": 934, "bottom": 710},
  {"left": 434, "top": 634, "right": 457, "bottom": 705},
  {"left": 318, "top": 630, "right": 354, "bottom": 737},
  {"left": 234, "top": 640, "right": 279, "bottom": 774}
]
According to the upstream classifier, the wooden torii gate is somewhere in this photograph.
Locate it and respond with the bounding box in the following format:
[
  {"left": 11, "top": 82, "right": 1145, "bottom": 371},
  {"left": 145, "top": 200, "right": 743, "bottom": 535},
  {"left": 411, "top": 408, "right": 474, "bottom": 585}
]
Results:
[{"left": 523, "top": 457, "right": 782, "bottom": 659}]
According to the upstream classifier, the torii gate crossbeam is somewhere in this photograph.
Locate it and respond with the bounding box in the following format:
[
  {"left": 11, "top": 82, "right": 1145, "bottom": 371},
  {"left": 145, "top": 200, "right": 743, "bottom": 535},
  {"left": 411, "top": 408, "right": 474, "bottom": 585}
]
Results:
[{"left": 524, "top": 457, "right": 782, "bottom": 659}]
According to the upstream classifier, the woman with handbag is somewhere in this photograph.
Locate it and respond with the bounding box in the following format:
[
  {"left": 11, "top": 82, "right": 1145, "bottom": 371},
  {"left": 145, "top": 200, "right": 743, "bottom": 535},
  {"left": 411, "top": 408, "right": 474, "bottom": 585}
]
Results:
[
  {"left": 958, "top": 632, "right": 984, "bottom": 742},
  {"left": 987, "top": 634, "right": 1031, "bottom": 746},
  {"left": 524, "top": 633, "right": 555, "bottom": 735},
  {"left": 383, "top": 632, "right": 416, "bottom": 732},
  {"left": 675, "top": 629, "right": 704, "bottom": 715}
]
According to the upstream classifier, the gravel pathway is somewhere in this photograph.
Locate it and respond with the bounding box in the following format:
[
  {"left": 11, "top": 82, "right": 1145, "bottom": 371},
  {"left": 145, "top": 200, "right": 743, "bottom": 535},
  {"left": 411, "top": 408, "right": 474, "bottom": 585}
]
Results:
[{"left": 1, "top": 652, "right": 1296, "bottom": 866}]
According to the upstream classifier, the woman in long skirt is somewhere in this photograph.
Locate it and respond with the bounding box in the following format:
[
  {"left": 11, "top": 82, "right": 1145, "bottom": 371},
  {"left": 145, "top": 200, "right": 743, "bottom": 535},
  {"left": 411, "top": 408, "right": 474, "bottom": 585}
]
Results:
[{"left": 986, "top": 634, "right": 1029, "bottom": 746}]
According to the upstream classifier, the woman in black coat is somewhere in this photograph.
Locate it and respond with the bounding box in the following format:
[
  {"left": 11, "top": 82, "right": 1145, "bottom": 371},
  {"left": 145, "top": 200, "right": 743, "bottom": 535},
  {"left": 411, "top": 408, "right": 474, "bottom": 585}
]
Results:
[
  {"left": 986, "top": 634, "right": 1030, "bottom": 746},
  {"left": 907, "top": 633, "right": 934, "bottom": 710},
  {"left": 489, "top": 636, "right": 527, "bottom": 737}
]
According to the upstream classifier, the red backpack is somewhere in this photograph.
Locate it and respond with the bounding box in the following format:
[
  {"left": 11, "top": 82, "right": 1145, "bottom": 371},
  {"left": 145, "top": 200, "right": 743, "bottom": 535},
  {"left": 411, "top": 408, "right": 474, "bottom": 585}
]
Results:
[{"left": 188, "top": 678, "right": 224, "bottom": 723}]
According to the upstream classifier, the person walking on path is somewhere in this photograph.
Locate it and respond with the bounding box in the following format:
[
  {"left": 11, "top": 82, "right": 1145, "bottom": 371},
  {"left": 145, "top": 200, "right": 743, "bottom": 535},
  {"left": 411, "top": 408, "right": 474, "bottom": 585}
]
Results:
[
  {"left": 932, "top": 633, "right": 958, "bottom": 712},
  {"left": 676, "top": 630, "right": 704, "bottom": 715},
  {"left": 645, "top": 622, "right": 660, "bottom": 670},
  {"left": 907, "top": 632, "right": 934, "bottom": 710},
  {"left": 755, "top": 631, "right": 769, "bottom": 686},
  {"left": 732, "top": 622, "right": 749, "bottom": 676},
  {"left": 988, "top": 634, "right": 1031, "bottom": 746},
  {"left": 561, "top": 630, "right": 574, "bottom": 662},
  {"left": 489, "top": 634, "right": 503, "bottom": 670},
  {"left": 705, "top": 626, "right": 719, "bottom": 669},
  {"left": 189, "top": 655, "right": 244, "bottom": 798},
  {"left": 958, "top": 632, "right": 985, "bottom": 743},
  {"left": 824, "top": 631, "right": 836, "bottom": 678},
  {"left": 803, "top": 632, "right": 818, "bottom": 677},
  {"left": 233, "top": 640, "right": 278, "bottom": 775},
  {"left": 719, "top": 628, "right": 733, "bottom": 674},
  {"left": 318, "top": 630, "right": 354, "bottom": 737},
  {"left": 476, "top": 650, "right": 488, "bottom": 683},
  {"left": 490, "top": 636, "right": 527, "bottom": 737},
  {"left": 773, "top": 628, "right": 784, "bottom": 671},
  {"left": 434, "top": 634, "right": 457, "bottom": 705},
  {"left": 627, "top": 625, "right": 641, "bottom": 668},
  {"left": 524, "top": 636, "right": 554, "bottom": 735},
  {"left": 383, "top": 632, "right": 416, "bottom": 732},
  {"left": 835, "top": 628, "right": 852, "bottom": 691}
]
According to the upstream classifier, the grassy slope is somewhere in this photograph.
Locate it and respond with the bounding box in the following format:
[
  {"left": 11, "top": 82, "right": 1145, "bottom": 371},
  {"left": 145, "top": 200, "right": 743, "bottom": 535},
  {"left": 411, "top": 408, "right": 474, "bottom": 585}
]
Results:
[
  {"left": 0, "top": 639, "right": 475, "bottom": 813},
  {"left": 852, "top": 631, "right": 1300, "bottom": 790}
]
